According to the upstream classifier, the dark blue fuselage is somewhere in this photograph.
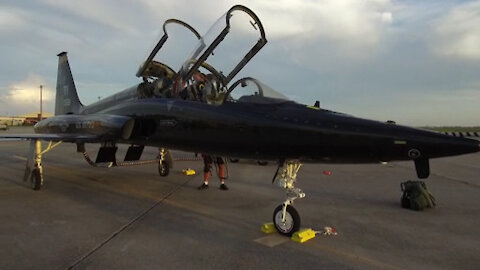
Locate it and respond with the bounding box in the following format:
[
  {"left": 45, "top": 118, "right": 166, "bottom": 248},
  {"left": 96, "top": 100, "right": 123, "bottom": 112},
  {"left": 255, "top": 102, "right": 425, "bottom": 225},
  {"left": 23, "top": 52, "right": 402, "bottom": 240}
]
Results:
[{"left": 89, "top": 97, "right": 479, "bottom": 163}]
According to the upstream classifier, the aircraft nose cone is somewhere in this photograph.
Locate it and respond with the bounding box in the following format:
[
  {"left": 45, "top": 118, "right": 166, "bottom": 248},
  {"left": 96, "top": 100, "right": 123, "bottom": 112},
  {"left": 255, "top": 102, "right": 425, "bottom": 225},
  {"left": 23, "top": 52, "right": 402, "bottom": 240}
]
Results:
[
  {"left": 411, "top": 130, "right": 480, "bottom": 159},
  {"left": 439, "top": 136, "right": 480, "bottom": 156}
]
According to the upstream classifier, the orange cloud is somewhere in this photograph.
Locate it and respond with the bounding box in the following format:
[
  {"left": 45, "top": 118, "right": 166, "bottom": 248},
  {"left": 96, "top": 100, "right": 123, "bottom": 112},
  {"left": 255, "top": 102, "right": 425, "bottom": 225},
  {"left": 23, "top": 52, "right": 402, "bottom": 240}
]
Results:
[{"left": 2, "top": 74, "right": 53, "bottom": 105}]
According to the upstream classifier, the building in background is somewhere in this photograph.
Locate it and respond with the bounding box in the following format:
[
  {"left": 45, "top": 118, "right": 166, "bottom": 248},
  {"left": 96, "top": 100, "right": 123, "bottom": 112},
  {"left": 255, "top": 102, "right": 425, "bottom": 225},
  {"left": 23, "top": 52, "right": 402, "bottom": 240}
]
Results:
[
  {"left": 20, "top": 112, "right": 53, "bottom": 125},
  {"left": 0, "top": 117, "right": 26, "bottom": 126},
  {"left": 0, "top": 112, "right": 52, "bottom": 126}
]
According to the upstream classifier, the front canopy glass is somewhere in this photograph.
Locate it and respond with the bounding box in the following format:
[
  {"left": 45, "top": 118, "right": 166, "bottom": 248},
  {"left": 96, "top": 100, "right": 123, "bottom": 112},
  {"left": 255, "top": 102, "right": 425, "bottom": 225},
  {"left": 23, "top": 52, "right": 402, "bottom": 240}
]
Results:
[
  {"left": 225, "top": 77, "right": 290, "bottom": 104},
  {"left": 178, "top": 5, "right": 267, "bottom": 86}
]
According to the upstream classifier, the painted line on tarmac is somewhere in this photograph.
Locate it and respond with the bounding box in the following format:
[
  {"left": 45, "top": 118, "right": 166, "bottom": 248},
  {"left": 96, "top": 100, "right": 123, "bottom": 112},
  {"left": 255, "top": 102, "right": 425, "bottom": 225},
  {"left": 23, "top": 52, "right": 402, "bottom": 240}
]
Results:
[
  {"left": 12, "top": 155, "right": 27, "bottom": 161},
  {"left": 432, "top": 173, "right": 480, "bottom": 189},
  {"left": 254, "top": 234, "right": 289, "bottom": 247},
  {"left": 66, "top": 176, "right": 195, "bottom": 270}
]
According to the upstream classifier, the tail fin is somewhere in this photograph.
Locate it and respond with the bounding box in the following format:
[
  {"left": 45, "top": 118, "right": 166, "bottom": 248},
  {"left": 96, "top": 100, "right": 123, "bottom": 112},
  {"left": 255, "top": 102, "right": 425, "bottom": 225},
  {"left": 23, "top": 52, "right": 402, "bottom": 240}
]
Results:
[{"left": 55, "top": 52, "right": 83, "bottom": 115}]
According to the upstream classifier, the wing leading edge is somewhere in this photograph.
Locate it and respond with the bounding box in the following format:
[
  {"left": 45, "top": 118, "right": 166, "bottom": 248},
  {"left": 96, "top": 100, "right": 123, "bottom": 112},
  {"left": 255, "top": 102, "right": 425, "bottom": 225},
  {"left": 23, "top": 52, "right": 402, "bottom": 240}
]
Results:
[{"left": 0, "top": 133, "right": 100, "bottom": 143}]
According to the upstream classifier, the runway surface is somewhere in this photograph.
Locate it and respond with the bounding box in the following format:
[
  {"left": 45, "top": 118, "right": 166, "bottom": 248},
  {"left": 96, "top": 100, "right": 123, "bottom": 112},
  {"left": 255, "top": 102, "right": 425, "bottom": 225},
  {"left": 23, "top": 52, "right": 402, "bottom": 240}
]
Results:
[{"left": 1, "top": 126, "right": 479, "bottom": 270}]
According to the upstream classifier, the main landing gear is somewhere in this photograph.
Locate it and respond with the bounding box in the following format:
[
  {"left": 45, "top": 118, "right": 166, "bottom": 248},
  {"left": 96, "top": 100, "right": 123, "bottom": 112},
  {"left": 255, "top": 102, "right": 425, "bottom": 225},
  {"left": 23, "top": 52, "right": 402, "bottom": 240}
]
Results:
[
  {"left": 24, "top": 139, "right": 62, "bottom": 190},
  {"left": 80, "top": 144, "right": 172, "bottom": 177},
  {"left": 272, "top": 160, "right": 305, "bottom": 236},
  {"left": 158, "top": 148, "right": 171, "bottom": 177}
]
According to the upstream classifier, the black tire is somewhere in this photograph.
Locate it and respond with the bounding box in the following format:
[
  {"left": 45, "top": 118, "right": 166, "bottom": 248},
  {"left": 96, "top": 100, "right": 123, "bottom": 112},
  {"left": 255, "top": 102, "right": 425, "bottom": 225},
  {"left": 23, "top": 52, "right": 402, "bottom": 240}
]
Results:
[
  {"left": 158, "top": 162, "right": 170, "bottom": 177},
  {"left": 229, "top": 158, "right": 239, "bottom": 163},
  {"left": 31, "top": 168, "right": 42, "bottom": 190},
  {"left": 273, "top": 204, "right": 301, "bottom": 236},
  {"left": 257, "top": 160, "right": 268, "bottom": 166}
]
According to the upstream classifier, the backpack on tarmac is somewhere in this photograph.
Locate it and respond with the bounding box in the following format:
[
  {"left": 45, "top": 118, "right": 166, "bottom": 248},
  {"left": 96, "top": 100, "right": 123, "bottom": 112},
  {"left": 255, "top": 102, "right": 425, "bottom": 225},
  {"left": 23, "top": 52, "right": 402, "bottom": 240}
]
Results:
[{"left": 400, "top": 180, "right": 436, "bottom": 211}]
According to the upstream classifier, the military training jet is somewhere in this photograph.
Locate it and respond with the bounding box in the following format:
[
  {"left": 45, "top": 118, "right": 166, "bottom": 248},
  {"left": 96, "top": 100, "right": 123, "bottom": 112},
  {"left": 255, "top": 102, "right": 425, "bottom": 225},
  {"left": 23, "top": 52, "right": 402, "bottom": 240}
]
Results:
[{"left": 1, "top": 5, "right": 479, "bottom": 236}]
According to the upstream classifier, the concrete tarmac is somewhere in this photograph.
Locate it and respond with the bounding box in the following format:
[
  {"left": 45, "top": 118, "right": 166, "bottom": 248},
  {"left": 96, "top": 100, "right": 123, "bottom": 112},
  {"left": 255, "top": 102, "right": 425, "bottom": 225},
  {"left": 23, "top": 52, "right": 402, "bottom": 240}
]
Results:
[{"left": 1, "top": 126, "right": 479, "bottom": 270}]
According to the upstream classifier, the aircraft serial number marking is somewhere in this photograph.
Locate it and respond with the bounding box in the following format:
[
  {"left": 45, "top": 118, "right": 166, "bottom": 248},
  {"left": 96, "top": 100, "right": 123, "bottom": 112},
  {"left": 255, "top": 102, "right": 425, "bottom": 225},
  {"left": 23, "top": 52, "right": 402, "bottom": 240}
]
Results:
[{"left": 75, "top": 121, "right": 100, "bottom": 129}]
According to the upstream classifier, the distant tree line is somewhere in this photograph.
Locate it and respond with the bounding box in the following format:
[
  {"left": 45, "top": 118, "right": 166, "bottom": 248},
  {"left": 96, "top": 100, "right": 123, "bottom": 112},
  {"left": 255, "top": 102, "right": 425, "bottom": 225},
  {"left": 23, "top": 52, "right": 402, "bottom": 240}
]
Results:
[{"left": 422, "top": 126, "right": 480, "bottom": 132}]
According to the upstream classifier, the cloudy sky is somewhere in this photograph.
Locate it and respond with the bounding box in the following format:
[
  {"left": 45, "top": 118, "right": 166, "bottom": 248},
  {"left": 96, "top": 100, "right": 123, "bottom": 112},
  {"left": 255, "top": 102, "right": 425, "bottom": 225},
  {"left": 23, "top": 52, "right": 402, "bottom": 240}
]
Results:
[{"left": 0, "top": 0, "right": 479, "bottom": 126}]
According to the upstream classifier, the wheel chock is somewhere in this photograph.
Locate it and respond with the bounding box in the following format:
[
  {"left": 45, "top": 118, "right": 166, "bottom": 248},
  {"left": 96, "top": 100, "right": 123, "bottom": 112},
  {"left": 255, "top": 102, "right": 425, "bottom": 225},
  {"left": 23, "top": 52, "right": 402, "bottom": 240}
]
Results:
[
  {"left": 291, "top": 228, "right": 316, "bottom": 243},
  {"left": 260, "top": 223, "right": 276, "bottom": 234},
  {"left": 181, "top": 168, "right": 196, "bottom": 175}
]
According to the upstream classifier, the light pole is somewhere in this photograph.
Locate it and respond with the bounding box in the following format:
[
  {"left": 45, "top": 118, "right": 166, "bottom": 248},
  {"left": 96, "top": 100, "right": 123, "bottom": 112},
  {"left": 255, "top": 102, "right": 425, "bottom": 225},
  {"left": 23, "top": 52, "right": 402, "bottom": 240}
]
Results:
[{"left": 39, "top": 85, "right": 43, "bottom": 121}]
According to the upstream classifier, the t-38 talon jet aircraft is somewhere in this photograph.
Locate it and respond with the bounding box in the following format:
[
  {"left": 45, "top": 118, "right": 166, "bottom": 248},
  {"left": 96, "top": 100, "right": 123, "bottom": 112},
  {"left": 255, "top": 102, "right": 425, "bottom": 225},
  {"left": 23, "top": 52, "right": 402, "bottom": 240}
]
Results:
[{"left": 1, "top": 5, "right": 479, "bottom": 236}]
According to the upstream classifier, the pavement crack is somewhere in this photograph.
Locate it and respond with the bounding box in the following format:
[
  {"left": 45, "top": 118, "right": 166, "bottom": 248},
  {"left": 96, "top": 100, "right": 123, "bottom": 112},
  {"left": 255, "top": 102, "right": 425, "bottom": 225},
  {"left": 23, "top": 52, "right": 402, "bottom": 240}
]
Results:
[
  {"left": 431, "top": 173, "right": 480, "bottom": 189},
  {"left": 394, "top": 163, "right": 480, "bottom": 189},
  {"left": 66, "top": 177, "right": 193, "bottom": 270}
]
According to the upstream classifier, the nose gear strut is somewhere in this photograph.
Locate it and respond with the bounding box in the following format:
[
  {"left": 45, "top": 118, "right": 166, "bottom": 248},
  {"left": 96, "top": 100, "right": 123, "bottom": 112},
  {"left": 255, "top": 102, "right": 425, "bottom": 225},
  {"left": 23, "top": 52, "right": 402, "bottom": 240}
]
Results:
[{"left": 272, "top": 159, "right": 305, "bottom": 236}]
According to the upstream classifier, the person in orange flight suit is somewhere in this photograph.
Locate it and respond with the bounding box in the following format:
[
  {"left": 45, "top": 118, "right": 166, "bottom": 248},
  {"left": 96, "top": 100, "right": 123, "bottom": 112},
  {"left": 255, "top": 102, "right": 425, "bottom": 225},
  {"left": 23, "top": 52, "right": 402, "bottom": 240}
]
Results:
[{"left": 198, "top": 154, "right": 228, "bottom": 190}]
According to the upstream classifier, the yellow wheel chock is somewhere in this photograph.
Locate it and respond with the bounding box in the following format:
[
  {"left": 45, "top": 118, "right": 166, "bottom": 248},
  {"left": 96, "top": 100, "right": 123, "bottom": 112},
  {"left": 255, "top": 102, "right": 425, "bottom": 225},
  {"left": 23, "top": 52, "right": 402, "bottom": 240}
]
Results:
[
  {"left": 261, "top": 223, "right": 316, "bottom": 243},
  {"left": 260, "top": 223, "right": 276, "bottom": 234},
  {"left": 291, "top": 228, "right": 316, "bottom": 243},
  {"left": 181, "top": 168, "right": 196, "bottom": 175}
]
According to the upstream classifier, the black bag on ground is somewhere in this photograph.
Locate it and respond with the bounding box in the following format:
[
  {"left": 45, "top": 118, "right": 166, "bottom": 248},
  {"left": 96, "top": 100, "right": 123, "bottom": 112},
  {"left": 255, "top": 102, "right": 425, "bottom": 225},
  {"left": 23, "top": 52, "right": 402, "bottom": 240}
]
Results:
[{"left": 400, "top": 180, "right": 436, "bottom": 211}]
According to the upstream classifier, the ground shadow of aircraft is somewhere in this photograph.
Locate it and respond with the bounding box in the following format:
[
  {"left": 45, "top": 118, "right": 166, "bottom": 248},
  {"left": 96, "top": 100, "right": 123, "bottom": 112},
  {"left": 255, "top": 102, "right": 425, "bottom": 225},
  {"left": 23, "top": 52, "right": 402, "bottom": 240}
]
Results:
[{"left": 1, "top": 5, "right": 478, "bottom": 236}]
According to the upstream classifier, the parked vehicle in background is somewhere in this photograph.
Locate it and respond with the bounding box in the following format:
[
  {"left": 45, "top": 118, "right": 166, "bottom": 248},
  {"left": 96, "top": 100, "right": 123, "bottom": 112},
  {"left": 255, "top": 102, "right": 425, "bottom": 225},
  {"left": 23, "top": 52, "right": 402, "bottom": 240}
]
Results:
[{"left": 23, "top": 119, "right": 38, "bottom": 126}]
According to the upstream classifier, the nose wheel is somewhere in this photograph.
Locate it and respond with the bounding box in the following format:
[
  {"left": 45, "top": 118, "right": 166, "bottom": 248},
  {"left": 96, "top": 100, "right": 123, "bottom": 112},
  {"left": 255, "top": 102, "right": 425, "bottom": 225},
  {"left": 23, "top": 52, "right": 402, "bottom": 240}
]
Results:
[
  {"left": 272, "top": 159, "right": 305, "bottom": 236},
  {"left": 273, "top": 204, "right": 301, "bottom": 236}
]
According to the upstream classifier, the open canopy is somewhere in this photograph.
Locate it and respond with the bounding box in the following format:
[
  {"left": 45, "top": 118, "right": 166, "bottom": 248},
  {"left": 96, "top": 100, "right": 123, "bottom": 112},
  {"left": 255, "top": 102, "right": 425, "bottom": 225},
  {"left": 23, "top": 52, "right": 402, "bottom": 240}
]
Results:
[
  {"left": 178, "top": 5, "right": 267, "bottom": 86},
  {"left": 138, "top": 5, "right": 267, "bottom": 87},
  {"left": 136, "top": 19, "right": 201, "bottom": 80}
]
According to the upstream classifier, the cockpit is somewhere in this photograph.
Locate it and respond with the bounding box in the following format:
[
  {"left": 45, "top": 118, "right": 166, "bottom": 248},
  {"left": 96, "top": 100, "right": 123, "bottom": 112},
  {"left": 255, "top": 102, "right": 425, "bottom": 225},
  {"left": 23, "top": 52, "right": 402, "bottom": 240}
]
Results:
[
  {"left": 136, "top": 5, "right": 290, "bottom": 106},
  {"left": 225, "top": 77, "right": 290, "bottom": 104}
]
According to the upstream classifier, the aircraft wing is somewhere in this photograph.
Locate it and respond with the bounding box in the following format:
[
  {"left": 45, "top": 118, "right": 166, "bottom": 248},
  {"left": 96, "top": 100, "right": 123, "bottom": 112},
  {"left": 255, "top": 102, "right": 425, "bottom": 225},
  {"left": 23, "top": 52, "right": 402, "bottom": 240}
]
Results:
[
  {"left": 0, "top": 133, "right": 100, "bottom": 143},
  {"left": 1, "top": 114, "right": 135, "bottom": 143}
]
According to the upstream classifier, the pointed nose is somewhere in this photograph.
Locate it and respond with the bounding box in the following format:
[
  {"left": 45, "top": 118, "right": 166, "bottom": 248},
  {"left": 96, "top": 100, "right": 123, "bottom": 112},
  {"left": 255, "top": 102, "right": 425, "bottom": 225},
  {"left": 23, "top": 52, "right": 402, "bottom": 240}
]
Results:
[{"left": 432, "top": 136, "right": 480, "bottom": 158}]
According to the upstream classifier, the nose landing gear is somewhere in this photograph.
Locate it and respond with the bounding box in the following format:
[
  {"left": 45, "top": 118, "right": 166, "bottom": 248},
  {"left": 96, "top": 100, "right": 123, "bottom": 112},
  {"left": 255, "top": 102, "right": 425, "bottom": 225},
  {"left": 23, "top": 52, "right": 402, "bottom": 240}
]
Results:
[{"left": 272, "top": 160, "right": 305, "bottom": 236}]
